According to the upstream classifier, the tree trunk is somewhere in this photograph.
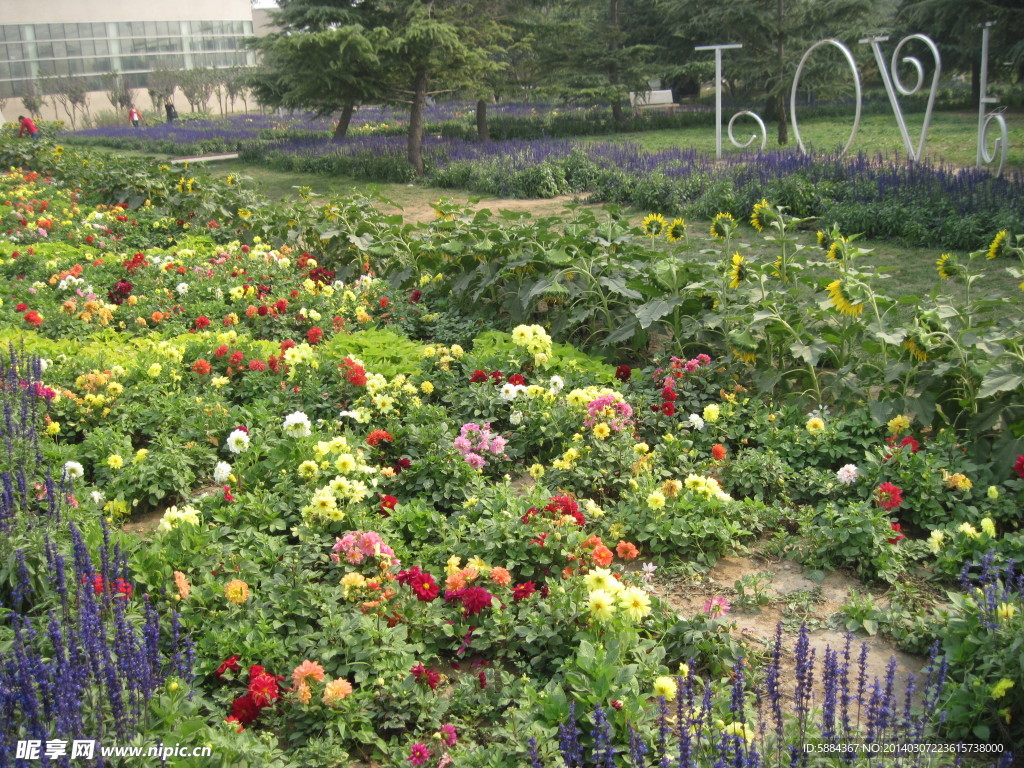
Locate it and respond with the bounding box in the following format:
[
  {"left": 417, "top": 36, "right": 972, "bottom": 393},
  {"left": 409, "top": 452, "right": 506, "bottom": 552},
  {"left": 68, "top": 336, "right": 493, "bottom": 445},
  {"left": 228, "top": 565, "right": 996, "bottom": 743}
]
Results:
[
  {"left": 609, "top": 0, "right": 625, "bottom": 127},
  {"left": 476, "top": 98, "right": 489, "bottom": 142},
  {"left": 776, "top": 0, "right": 788, "bottom": 145},
  {"left": 407, "top": 69, "right": 429, "bottom": 177},
  {"left": 333, "top": 102, "right": 355, "bottom": 142}
]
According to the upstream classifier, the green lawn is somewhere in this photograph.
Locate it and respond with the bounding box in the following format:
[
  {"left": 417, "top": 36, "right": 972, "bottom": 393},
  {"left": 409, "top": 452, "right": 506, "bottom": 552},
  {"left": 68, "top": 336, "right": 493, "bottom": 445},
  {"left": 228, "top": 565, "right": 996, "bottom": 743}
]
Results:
[{"left": 586, "top": 110, "right": 1024, "bottom": 171}]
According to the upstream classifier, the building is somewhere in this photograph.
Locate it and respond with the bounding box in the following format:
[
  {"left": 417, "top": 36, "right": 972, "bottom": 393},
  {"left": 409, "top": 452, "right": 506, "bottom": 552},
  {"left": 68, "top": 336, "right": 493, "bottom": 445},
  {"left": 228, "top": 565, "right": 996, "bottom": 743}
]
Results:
[{"left": 0, "top": 0, "right": 259, "bottom": 122}]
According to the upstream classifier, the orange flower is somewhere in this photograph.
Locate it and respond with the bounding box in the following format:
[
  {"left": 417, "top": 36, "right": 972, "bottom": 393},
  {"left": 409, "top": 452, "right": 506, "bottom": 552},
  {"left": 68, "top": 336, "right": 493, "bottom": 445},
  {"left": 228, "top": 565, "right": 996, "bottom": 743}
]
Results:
[
  {"left": 562, "top": 566, "right": 575, "bottom": 579},
  {"left": 172, "top": 570, "right": 191, "bottom": 600},
  {"left": 292, "top": 659, "right": 326, "bottom": 688},
  {"left": 150, "top": 311, "right": 165, "bottom": 323},
  {"left": 245, "top": 305, "right": 258, "bottom": 318},
  {"left": 489, "top": 566, "right": 511, "bottom": 586},
  {"left": 711, "top": 443, "right": 727, "bottom": 461},
  {"left": 296, "top": 681, "right": 312, "bottom": 704},
  {"left": 582, "top": 534, "right": 604, "bottom": 550},
  {"left": 615, "top": 540, "right": 639, "bottom": 560},
  {"left": 592, "top": 545, "right": 614, "bottom": 567},
  {"left": 323, "top": 678, "right": 353, "bottom": 706}
]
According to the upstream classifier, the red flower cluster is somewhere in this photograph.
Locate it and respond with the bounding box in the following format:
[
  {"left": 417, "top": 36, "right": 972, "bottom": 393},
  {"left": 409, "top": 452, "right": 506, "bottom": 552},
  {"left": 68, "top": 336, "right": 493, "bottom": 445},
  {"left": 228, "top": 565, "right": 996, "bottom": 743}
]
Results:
[
  {"left": 80, "top": 574, "right": 133, "bottom": 599},
  {"left": 512, "top": 581, "right": 537, "bottom": 602},
  {"left": 887, "top": 522, "right": 906, "bottom": 545},
  {"left": 379, "top": 494, "right": 398, "bottom": 516},
  {"left": 711, "top": 443, "right": 727, "bottom": 461},
  {"left": 875, "top": 482, "right": 904, "bottom": 511},
  {"left": 194, "top": 316, "right": 210, "bottom": 330},
  {"left": 468, "top": 370, "right": 507, "bottom": 384},
  {"left": 23, "top": 310, "right": 43, "bottom": 327},
  {"left": 191, "top": 359, "right": 212, "bottom": 375},
  {"left": 397, "top": 566, "right": 439, "bottom": 602},
  {"left": 341, "top": 357, "right": 367, "bottom": 387},
  {"left": 123, "top": 253, "right": 148, "bottom": 273},
  {"left": 444, "top": 585, "right": 495, "bottom": 617},
  {"left": 214, "top": 655, "right": 241, "bottom": 678},
  {"left": 366, "top": 429, "right": 393, "bottom": 447},
  {"left": 521, "top": 494, "right": 584, "bottom": 527},
  {"left": 411, "top": 663, "right": 441, "bottom": 690},
  {"left": 1012, "top": 455, "right": 1024, "bottom": 480},
  {"left": 615, "top": 365, "right": 632, "bottom": 382},
  {"left": 884, "top": 435, "right": 919, "bottom": 459},
  {"left": 107, "top": 279, "right": 133, "bottom": 305},
  {"left": 307, "top": 327, "right": 323, "bottom": 344},
  {"left": 226, "top": 664, "right": 283, "bottom": 728}
]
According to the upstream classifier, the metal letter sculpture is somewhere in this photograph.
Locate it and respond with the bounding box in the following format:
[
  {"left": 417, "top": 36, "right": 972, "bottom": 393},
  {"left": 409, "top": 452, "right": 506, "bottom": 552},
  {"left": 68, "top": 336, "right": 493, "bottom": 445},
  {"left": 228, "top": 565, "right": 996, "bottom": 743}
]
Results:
[
  {"left": 695, "top": 44, "right": 767, "bottom": 159},
  {"left": 977, "top": 22, "right": 1008, "bottom": 177},
  {"left": 862, "top": 34, "right": 941, "bottom": 162},
  {"left": 790, "top": 39, "right": 862, "bottom": 156}
]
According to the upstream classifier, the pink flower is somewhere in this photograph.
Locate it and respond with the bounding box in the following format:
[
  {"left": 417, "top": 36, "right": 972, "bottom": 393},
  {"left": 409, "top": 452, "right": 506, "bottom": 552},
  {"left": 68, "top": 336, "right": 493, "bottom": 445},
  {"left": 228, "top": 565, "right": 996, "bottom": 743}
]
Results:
[
  {"left": 439, "top": 723, "right": 458, "bottom": 746},
  {"left": 489, "top": 436, "right": 507, "bottom": 455},
  {"left": 408, "top": 742, "right": 431, "bottom": 766},
  {"left": 703, "top": 596, "right": 731, "bottom": 617},
  {"left": 464, "top": 452, "right": 485, "bottom": 470}
]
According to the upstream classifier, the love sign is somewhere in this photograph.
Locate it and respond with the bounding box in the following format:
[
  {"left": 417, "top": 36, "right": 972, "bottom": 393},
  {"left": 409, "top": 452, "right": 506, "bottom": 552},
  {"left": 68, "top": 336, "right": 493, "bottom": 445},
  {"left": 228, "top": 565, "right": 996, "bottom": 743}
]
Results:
[{"left": 696, "top": 24, "right": 1009, "bottom": 176}]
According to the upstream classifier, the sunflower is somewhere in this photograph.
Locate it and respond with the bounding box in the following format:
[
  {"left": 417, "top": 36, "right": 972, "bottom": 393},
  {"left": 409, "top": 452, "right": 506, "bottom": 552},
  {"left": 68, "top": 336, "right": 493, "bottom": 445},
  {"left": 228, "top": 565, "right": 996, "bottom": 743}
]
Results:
[
  {"left": 987, "top": 230, "right": 1009, "bottom": 260},
  {"left": 642, "top": 213, "right": 667, "bottom": 237},
  {"left": 935, "top": 253, "right": 961, "bottom": 279},
  {"left": 750, "top": 199, "right": 772, "bottom": 232},
  {"left": 825, "top": 279, "right": 865, "bottom": 318},
  {"left": 902, "top": 337, "right": 928, "bottom": 362},
  {"left": 710, "top": 212, "right": 735, "bottom": 239},
  {"left": 728, "top": 252, "right": 747, "bottom": 288},
  {"left": 665, "top": 218, "right": 686, "bottom": 242},
  {"left": 730, "top": 347, "right": 756, "bottom": 364}
]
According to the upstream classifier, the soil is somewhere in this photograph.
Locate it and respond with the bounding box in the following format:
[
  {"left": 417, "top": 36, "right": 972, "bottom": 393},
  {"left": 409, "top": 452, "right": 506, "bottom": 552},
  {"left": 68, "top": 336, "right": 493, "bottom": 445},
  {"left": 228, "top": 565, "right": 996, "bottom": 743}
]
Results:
[{"left": 651, "top": 554, "right": 927, "bottom": 696}]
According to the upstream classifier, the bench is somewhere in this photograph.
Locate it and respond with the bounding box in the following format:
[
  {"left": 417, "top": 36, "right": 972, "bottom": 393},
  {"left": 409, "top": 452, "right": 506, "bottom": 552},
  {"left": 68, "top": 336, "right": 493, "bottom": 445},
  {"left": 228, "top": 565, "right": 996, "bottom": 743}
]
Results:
[{"left": 629, "top": 89, "right": 676, "bottom": 112}]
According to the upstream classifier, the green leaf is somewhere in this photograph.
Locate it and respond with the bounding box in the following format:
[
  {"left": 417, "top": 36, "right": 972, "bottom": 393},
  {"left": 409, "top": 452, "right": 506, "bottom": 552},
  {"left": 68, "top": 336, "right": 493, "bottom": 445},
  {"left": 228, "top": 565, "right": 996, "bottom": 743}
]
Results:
[
  {"left": 598, "top": 276, "right": 642, "bottom": 300},
  {"left": 634, "top": 297, "right": 681, "bottom": 329},
  {"left": 978, "top": 366, "right": 1024, "bottom": 399},
  {"left": 790, "top": 339, "right": 828, "bottom": 366}
]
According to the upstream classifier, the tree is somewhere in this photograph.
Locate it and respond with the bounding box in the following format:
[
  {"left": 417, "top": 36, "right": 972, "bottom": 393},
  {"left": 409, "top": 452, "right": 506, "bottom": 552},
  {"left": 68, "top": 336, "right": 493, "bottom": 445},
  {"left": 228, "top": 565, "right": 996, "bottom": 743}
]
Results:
[
  {"left": 20, "top": 81, "right": 46, "bottom": 121},
  {"left": 527, "top": 0, "right": 657, "bottom": 124},
  {"left": 661, "top": 0, "right": 879, "bottom": 145},
  {"left": 378, "top": 1, "right": 497, "bottom": 174},
  {"left": 46, "top": 75, "right": 90, "bottom": 129},
  {"left": 147, "top": 69, "right": 179, "bottom": 109},
  {"left": 179, "top": 68, "right": 218, "bottom": 113},
  {"left": 249, "top": 24, "right": 385, "bottom": 139},
  {"left": 103, "top": 71, "right": 135, "bottom": 114},
  {"left": 898, "top": 0, "right": 1024, "bottom": 106}
]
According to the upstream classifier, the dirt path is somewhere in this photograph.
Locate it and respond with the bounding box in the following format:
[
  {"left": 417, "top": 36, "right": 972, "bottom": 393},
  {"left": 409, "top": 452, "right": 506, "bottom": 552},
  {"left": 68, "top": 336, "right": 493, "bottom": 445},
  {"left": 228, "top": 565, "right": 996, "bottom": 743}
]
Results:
[{"left": 652, "top": 554, "right": 926, "bottom": 694}]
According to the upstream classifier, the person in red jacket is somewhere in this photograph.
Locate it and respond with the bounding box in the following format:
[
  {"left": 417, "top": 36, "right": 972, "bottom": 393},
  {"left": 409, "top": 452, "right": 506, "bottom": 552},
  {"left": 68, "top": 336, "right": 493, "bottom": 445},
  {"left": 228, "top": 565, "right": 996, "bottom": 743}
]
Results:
[
  {"left": 128, "top": 106, "right": 143, "bottom": 128},
  {"left": 18, "top": 115, "right": 39, "bottom": 139}
]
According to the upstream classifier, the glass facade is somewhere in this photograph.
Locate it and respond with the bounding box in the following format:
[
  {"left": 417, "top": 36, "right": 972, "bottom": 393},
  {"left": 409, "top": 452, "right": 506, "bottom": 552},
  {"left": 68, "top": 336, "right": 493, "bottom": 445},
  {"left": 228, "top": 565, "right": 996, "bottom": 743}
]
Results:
[{"left": 0, "top": 20, "right": 255, "bottom": 99}]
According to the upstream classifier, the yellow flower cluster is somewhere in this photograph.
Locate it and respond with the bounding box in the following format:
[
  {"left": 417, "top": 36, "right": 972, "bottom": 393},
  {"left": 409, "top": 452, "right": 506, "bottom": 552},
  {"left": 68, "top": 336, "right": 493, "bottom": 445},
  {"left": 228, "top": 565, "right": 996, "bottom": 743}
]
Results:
[
  {"left": 552, "top": 446, "right": 583, "bottom": 470},
  {"left": 584, "top": 568, "right": 651, "bottom": 623},
  {"left": 302, "top": 436, "right": 378, "bottom": 524},
  {"left": 157, "top": 504, "right": 201, "bottom": 533},
  {"left": 511, "top": 324, "right": 553, "bottom": 366},
  {"left": 683, "top": 474, "right": 732, "bottom": 501}
]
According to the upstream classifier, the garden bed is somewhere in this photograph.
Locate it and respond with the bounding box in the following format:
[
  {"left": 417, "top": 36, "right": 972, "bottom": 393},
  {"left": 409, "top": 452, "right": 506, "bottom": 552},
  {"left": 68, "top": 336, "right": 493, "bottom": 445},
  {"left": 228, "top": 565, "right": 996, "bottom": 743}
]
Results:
[{"left": 0, "top": 137, "right": 1021, "bottom": 766}]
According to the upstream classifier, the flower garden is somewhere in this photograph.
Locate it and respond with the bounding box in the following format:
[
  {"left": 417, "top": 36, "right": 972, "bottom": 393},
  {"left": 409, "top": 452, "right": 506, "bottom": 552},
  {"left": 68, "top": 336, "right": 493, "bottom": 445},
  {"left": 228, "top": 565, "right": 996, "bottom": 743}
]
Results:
[{"left": 1, "top": 127, "right": 1023, "bottom": 767}]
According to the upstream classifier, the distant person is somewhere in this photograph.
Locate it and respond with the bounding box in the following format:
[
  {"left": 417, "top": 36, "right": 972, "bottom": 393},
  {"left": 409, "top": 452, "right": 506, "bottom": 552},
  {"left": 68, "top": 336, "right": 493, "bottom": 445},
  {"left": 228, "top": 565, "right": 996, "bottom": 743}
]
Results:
[
  {"left": 17, "top": 115, "right": 39, "bottom": 139},
  {"left": 128, "top": 106, "right": 143, "bottom": 128},
  {"left": 164, "top": 98, "right": 177, "bottom": 123}
]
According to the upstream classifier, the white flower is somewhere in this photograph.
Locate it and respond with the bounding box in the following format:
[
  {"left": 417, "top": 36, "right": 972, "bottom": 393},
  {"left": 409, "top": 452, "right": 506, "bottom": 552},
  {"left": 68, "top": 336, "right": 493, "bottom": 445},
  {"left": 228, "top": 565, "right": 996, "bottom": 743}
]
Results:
[
  {"left": 836, "top": 464, "right": 859, "bottom": 484},
  {"left": 282, "top": 411, "right": 312, "bottom": 438},
  {"left": 62, "top": 461, "right": 84, "bottom": 480},
  {"left": 339, "top": 410, "right": 361, "bottom": 420},
  {"left": 226, "top": 429, "right": 250, "bottom": 454},
  {"left": 213, "top": 461, "right": 232, "bottom": 484},
  {"left": 176, "top": 282, "right": 189, "bottom": 295},
  {"left": 509, "top": 411, "right": 523, "bottom": 426},
  {"left": 90, "top": 490, "right": 105, "bottom": 506},
  {"left": 548, "top": 375, "right": 564, "bottom": 394},
  {"left": 500, "top": 383, "right": 526, "bottom": 401},
  {"left": 688, "top": 413, "right": 705, "bottom": 431}
]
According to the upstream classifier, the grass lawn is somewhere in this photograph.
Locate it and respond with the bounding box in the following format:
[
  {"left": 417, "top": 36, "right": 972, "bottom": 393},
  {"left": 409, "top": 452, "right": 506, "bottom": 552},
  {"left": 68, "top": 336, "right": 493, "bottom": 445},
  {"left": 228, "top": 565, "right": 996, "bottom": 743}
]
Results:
[{"left": 586, "top": 110, "right": 1024, "bottom": 172}]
